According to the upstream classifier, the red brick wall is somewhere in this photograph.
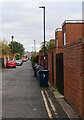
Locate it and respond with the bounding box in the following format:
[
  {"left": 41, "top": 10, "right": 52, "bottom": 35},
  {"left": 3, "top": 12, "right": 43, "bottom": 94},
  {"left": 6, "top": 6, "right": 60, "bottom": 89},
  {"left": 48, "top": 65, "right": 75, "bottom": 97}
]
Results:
[
  {"left": 53, "top": 49, "right": 56, "bottom": 86},
  {"left": 82, "top": 41, "right": 84, "bottom": 117},
  {"left": 62, "top": 23, "right": 83, "bottom": 46},
  {"left": 47, "top": 51, "right": 52, "bottom": 83},
  {"left": 50, "top": 52, "right": 52, "bottom": 83},
  {"left": 47, "top": 47, "right": 63, "bottom": 87},
  {"left": 83, "top": 23, "right": 84, "bottom": 39},
  {"left": 47, "top": 47, "right": 56, "bottom": 84},
  {"left": 55, "top": 31, "right": 62, "bottom": 48},
  {"left": 64, "top": 39, "right": 84, "bottom": 118},
  {"left": 39, "top": 50, "right": 44, "bottom": 66}
]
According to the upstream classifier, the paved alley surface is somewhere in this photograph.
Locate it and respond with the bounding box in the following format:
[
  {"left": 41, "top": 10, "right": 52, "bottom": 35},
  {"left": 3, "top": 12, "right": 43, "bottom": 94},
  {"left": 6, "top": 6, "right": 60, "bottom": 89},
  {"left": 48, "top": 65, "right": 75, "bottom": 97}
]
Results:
[{"left": 2, "top": 61, "right": 69, "bottom": 119}]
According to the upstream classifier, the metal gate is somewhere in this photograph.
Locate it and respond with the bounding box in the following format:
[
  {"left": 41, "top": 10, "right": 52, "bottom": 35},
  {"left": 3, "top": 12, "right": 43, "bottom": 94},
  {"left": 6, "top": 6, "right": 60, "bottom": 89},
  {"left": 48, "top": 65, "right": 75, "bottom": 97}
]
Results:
[
  {"left": 56, "top": 53, "right": 64, "bottom": 95},
  {"left": 52, "top": 52, "right": 54, "bottom": 84}
]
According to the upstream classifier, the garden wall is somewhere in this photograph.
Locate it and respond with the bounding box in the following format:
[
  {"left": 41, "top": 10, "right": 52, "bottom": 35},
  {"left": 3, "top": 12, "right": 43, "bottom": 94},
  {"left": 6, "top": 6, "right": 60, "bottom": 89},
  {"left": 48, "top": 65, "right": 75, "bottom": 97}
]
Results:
[{"left": 63, "top": 39, "right": 84, "bottom": 118}]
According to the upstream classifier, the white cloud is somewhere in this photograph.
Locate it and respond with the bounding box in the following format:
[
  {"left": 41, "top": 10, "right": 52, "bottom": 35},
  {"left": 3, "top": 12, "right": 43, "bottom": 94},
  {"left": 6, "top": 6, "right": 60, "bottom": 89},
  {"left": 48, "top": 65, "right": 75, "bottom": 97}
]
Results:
[
  {"left": 0, "top": 0, "right": 83, "bottom": 2},
  {"left": 1, "top": 2, "right": 82, "bottom": 52}
]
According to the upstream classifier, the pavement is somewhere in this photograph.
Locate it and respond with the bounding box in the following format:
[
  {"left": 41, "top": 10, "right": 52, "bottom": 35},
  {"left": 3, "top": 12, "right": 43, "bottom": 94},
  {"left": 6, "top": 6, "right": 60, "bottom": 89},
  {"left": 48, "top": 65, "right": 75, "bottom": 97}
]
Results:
[
  {"left": 1, "top": 61, "right": 81, "bottom": 119},
  {"left": 48, "top": 82, "right": 81, "bottom": 119},
  {"left": 0, "top": 69, "right": 2, "bottom": 120}
]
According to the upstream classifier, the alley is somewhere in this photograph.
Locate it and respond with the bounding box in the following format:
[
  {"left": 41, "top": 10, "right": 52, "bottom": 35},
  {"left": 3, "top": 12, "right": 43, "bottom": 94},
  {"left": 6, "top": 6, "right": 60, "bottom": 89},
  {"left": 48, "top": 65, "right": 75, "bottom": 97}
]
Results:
[{"left": 2, "top": 61, "right": 68, "bottom": 119}]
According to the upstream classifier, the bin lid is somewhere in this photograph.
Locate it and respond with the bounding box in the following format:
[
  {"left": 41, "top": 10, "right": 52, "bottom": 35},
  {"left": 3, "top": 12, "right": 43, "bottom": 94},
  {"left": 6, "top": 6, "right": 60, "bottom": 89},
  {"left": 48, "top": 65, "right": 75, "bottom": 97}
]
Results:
[
  {"left": 34, "top": 63, "right": 38, "bottom": 67},
  {"left": 39, "top": 70, "right": 49, "bottom": 72}
]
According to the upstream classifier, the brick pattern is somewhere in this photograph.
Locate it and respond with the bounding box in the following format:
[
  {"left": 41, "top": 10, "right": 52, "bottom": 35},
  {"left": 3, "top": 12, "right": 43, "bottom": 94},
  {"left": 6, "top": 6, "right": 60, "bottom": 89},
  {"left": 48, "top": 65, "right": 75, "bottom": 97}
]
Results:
[
  {"left": 39, "top": 50, "right": 44, "bottom": 66},
  {"left": 82, "top": 41, "right": 84, "bottom": 117},
  {"left": 47, "top": 47, "right": 63, "bottom": 87},
  {"left": 38, "top": 22, "right": 84, "bottom": 118},
  {"left": 47, "top": 50, "right": 53, "bottom": 83},
  {"left": 53, "top": 49, "right": 56, "bottom": 86},
  {"left": 55, "top": 31, "right": 62, "bottom": 48},
  {"left": 62, "top": 23, "right": 83, "bottom": 46},
  {"left": 64, "top": 39, "right": 84, "bottom": 118}
]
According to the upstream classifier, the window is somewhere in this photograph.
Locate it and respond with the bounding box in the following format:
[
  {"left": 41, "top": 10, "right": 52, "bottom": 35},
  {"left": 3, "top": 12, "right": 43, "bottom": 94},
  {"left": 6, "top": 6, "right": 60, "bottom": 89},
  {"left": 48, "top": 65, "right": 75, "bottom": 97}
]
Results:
[
  {"left": 64, "top": 32, "right": 66, "bottom": 45},
  {"left": 56, "top": 38, "right": 58, "bottom": 47},
  {"left": 8, "top": 61, "right": 14, "bottom": 63}
]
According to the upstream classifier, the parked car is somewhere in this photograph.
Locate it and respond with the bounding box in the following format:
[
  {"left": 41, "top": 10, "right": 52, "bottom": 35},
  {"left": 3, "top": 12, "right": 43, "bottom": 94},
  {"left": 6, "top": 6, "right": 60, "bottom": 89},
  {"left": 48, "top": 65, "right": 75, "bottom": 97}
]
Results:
[
  {"left": 19, "top": 59, "right": 23, "bottom": 65},
  {"left": 15, "top": 60, "right": 22, "bottom": 66},
  {"left": 26, "top": 58, "right": 28, "bottom": 61},
  {"left": 6, "top": 61, "right": 16, "bottom": 68},
  {"left": 23, "top": 58, "right": 27, "bottom": 62}
]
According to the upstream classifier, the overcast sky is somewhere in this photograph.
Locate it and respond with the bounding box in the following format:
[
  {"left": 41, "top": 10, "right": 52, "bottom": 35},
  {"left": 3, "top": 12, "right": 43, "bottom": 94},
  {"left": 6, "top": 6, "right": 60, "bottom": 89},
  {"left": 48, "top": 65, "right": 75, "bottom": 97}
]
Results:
[{"left": 0, "top": 0, "right": 83, "bottom": 52}]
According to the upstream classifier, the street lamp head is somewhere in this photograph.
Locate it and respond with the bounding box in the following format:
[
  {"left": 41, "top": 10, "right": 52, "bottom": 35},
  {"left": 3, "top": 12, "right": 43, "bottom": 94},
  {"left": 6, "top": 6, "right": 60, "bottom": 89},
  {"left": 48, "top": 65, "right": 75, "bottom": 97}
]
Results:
[
  {"left": 39, "top": 6, "right": 45, "bottom": 8},
  {"left": 11, "top": 35, "right": 14, "bottom": 39}
]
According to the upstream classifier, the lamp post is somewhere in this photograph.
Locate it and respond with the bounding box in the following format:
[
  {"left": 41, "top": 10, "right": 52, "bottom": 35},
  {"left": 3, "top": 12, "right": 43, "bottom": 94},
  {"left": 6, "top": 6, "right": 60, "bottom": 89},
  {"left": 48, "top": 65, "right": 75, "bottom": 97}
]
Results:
[
  {"left": 11, "top": 35, "right": 14, "bottom": 60},
  {"left": 34, "top": 40, "right": 36, "bottom": 54},
  {"left": 39, "top": 6, "right": 45, "bottom": 69}
]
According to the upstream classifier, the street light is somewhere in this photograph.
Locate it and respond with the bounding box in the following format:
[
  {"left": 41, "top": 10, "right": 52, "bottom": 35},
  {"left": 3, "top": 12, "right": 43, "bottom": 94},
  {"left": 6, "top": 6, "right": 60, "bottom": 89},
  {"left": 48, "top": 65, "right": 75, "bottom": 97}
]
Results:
[
  {"left": 11, "top": 35, "right": 14, "bottom": 60},
  {"left": 34, "top": 40, "right": 36, "bottom": 53},
  {"left": 39, "top": 6, "right": 45, "bottom": 69}
]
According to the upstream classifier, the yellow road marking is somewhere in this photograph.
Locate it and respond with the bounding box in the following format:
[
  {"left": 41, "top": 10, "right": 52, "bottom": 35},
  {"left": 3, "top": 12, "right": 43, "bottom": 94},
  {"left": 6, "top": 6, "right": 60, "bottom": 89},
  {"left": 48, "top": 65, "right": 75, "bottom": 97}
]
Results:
[
  {"left": 41, "top": 91, "right": 52, "bottom": 119},
  {"left": 45, "top": 90, "right": 58, "bottom": 116}
]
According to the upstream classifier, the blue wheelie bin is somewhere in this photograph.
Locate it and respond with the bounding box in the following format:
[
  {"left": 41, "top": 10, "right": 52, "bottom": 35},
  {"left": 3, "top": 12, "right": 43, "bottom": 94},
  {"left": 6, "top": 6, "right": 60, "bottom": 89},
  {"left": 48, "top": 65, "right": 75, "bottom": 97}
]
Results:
[{"left": 39, "top": 70, "right": 49, "bottom": 87}]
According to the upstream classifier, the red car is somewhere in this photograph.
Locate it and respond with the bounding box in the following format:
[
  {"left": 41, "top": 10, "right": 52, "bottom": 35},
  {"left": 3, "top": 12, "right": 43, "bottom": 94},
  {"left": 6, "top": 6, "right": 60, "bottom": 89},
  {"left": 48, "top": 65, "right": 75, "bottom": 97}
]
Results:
[{"left": 6, "top": 61, "right": 16, "bottom": 68}]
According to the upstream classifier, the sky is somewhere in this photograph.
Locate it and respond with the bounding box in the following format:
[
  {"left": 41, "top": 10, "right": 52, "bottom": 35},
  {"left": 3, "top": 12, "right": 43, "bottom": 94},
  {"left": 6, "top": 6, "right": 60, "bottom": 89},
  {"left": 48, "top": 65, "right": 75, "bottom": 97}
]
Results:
[{"left": 0, "top": 0, "right": 83, "bottom": 52}]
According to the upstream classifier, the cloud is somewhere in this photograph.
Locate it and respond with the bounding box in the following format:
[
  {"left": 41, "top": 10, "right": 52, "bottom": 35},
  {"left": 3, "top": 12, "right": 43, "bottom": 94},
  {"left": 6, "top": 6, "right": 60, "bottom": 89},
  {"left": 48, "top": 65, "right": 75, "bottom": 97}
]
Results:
[
  {"left": 0, "top": 0, "right": 83, "bottom": 3},
  {"left": 1, "top": 2, "right": 82, "bottom": 52}
]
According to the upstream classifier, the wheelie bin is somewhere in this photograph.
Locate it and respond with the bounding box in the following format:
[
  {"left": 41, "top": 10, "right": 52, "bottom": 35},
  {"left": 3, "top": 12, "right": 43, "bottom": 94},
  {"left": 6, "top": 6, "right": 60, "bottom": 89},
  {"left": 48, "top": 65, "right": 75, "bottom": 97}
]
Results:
[
  {"left": 39, "top": 70, "right": 49, "bottom": 87},
  {"left": 33, "top": 63, "right": 38, "bottom": 77}
]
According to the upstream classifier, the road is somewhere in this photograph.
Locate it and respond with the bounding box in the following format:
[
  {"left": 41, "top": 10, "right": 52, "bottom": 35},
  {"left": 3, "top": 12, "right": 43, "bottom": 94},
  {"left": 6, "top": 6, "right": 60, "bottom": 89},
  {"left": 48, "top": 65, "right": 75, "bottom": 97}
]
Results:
[{"left": 2, "top": 61, "right": 69, "bottom": 119}]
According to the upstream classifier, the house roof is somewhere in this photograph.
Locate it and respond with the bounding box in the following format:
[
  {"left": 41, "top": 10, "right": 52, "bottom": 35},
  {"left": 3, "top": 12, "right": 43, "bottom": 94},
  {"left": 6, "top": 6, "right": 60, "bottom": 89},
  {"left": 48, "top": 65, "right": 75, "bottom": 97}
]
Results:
[
  {"left": 55, "top": 28, "right": 62, "bottom": 33},
  {"left": 62, "top": 20, "right": 84, "bottom": 26}
]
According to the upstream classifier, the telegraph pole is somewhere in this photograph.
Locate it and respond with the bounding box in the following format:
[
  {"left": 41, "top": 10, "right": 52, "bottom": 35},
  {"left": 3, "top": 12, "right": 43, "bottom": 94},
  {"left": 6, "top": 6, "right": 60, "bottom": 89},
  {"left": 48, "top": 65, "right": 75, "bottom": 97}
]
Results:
[
  {"left": 34, "top": 40, "right": 36, "bottom": 54},
  {"left": 11, "top": 35, "right": 14, "bottom": 60}
]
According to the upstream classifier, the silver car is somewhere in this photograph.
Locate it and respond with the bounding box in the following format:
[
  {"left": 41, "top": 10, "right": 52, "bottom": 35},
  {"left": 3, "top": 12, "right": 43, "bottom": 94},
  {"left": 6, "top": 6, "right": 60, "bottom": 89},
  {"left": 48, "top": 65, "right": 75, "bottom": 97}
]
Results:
[{"left": 15, "top": 60, "right": 22, "bottom": 66}]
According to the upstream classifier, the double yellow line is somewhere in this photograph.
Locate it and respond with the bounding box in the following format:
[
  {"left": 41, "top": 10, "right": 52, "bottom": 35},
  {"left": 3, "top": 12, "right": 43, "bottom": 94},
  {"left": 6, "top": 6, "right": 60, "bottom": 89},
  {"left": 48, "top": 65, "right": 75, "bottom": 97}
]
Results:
[{"left": 41, "top": 90, "right": 58, "bottom": 119}]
